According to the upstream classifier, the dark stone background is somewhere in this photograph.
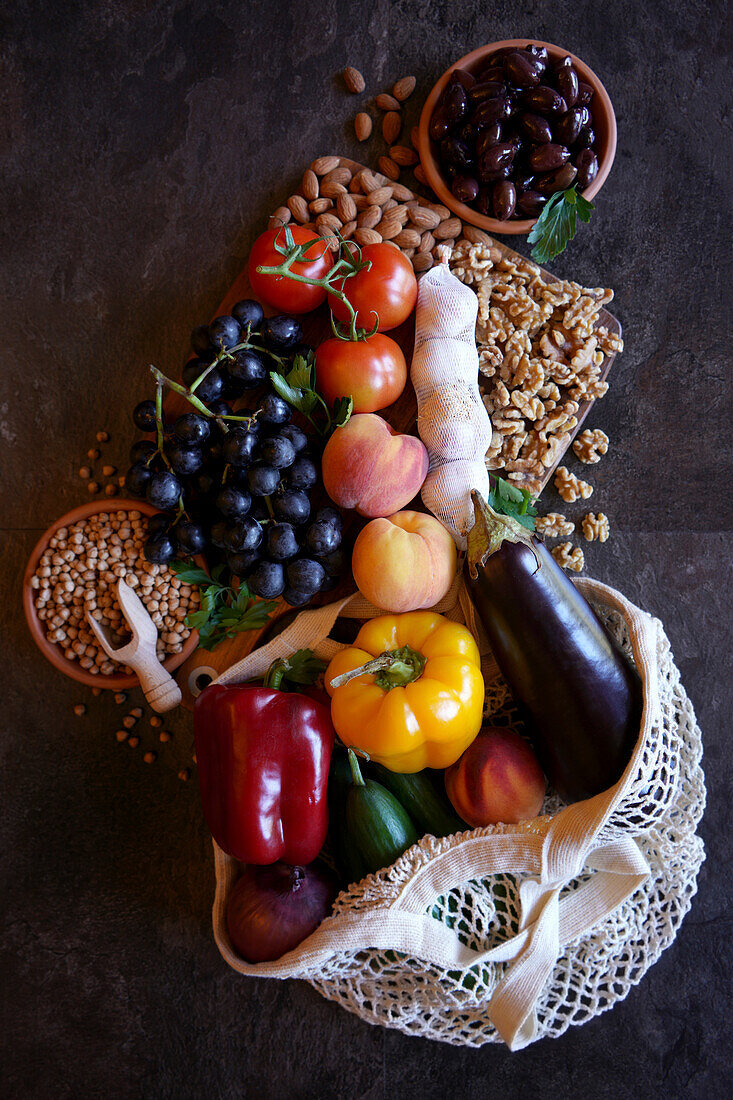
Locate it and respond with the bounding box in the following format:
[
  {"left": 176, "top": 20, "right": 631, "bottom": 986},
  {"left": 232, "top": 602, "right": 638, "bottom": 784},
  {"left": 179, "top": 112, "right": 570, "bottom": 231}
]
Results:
[{"left": 2, "top": 1, "right": 731, "bottom": 1096}]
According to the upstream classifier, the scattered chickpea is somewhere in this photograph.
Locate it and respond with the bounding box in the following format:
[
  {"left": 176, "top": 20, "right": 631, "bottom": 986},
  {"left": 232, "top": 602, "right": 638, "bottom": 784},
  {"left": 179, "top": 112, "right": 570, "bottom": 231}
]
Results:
[
  {"left": 102, "top": 465, "right": 116, "bottom": 477},
  {"left": 130, "top": 707, "right": 143, "bottom": 719},
  {"left": 114, "top": 692, "right": 127, "bottom": 704},
  {"left": 115, "top": 729, "right": 128, "bottom": 742},
  {"left": 88, "top": 448, "right": 100, "bottom": 461},
  {"left": 128, "top": 735, "right": 139, "bottom": 748},
  {"left": 79, "top": 466, "right": 91, "bottom": 479},
  {"left": 73, "top": 703, "right": 86, "bottom": 716},
  {"left": 122, "top": 715, "right": 137, "bottom": 730},
  {"left": 104, "top": 484, "right": 118, "bottom": 497},
  {"left": 96, "top": 431, "right": 109, "bottom": 443},
  {"left": 159, "top": 730, "right": 171, "bottom": 743},
  {"left": 88, "top": 482, "right": 100, "bottom": 495},
  {"left": 178, "top": 768, "right": 190, "bottom": 781},
  {"left": 92, "top": 687, "right": 102, "bottom": 696},
  {"left": 150, "top": 715, "right": 163, "bottom": 728}
]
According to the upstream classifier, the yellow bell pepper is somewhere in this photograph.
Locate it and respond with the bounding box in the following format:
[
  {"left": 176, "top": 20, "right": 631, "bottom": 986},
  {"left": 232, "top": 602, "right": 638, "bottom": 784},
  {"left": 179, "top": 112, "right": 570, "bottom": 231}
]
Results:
[{"left": 325, "top": 611, "right": 484, "bottom": 773}]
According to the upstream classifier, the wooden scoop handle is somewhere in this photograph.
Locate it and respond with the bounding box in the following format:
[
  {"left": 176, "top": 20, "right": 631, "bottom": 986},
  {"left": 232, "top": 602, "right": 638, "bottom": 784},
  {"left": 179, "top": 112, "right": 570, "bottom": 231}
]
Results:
[{"left": 129, "top": 650, "right": 182, "bottom": 713}]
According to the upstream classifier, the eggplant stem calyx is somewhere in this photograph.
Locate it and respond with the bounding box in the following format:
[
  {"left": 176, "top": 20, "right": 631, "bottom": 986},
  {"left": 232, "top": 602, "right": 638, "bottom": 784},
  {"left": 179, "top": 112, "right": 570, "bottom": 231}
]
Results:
[{"left": 466, "top": 489, "right": 540, "bottom": 578}]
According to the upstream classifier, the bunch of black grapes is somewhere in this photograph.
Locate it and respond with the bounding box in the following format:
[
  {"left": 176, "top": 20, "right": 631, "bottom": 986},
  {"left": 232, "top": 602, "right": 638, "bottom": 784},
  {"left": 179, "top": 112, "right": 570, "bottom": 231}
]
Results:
[{"left": 125, "top": 300, "right": 344, "bottom": 606}]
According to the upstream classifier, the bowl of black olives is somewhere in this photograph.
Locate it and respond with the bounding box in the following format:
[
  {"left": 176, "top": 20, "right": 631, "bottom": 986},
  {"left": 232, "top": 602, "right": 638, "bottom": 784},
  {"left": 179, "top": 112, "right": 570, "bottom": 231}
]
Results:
[{"left": 417, "top": 39, "right": 616, "bottom": 233}]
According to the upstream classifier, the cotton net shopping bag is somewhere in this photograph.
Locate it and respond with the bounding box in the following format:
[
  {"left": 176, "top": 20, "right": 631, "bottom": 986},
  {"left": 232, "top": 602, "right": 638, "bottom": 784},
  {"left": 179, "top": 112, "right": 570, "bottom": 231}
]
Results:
[{"left": 205, "top": 576, "right": 705, "bottom": 1050}]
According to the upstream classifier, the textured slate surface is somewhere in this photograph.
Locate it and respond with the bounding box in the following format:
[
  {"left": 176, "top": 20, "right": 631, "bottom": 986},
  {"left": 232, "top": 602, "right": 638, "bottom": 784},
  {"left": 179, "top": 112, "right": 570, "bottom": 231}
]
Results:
[{"left": 1, "top": 1, "right": 731, "bottom": 1096}]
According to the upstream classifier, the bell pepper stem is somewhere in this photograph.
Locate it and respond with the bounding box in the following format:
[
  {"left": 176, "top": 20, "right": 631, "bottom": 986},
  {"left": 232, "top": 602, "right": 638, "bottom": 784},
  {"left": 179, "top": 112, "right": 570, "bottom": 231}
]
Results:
[{"left": 330, "top": 644, "right": 427, "bottom": 692}]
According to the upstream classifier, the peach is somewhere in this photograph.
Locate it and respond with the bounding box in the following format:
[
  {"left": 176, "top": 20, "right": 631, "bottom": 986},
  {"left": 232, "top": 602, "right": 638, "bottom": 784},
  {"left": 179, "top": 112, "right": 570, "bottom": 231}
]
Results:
[
  {"left": 352, "top": 510, "right": 458, "bottom": 612},
  {"left": 445, "top": 728, "right": 546, "bottom": 827},
  {"left": 321, "top": 413, "right": 428, "bottom": 518}
]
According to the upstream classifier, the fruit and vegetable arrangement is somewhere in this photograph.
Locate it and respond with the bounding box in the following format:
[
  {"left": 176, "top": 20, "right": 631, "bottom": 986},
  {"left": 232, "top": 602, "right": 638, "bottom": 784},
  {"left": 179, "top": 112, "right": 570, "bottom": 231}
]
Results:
[{"left": 25, "top": 39, "right": 664, "bottom": 1002}]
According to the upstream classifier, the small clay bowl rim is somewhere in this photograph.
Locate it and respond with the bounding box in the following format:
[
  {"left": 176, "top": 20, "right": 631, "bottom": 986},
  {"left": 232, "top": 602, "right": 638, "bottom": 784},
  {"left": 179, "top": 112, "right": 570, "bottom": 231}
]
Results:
[
  {"left": 418, "top": 39, "right": 617, "bottom": 235},
  {"left": 23, "top": 499, "right": 201, "bottom": 690}
]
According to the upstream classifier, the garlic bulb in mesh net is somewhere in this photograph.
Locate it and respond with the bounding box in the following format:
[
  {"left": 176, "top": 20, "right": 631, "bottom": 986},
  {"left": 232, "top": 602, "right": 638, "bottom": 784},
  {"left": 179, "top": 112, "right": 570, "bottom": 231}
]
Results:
[{"left": 411, "top": 264, "right": 492, "bottom": 546}]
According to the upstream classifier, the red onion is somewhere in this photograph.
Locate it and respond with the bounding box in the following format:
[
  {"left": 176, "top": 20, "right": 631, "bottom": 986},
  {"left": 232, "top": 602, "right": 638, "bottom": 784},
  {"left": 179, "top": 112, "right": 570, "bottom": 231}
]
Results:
[{"left": 226, "top": 861, "right": 339, "bottom": 963}]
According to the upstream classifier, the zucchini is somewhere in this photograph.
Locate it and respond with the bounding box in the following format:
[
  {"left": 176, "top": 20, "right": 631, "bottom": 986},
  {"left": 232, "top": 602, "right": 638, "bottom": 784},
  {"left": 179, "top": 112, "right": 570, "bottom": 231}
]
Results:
[
  {"left": 345, "top": 751, "right": 419, "bottom": 875},
  {"left": 369, "top": 764, "right": 466, "bottom": 838}
]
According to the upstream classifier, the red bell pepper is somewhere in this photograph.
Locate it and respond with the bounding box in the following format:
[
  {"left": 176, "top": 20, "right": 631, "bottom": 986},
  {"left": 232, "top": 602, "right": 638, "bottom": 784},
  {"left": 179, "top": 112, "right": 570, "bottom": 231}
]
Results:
[{"left": 193, "top": 652, "right": 334, "bottom": 865}]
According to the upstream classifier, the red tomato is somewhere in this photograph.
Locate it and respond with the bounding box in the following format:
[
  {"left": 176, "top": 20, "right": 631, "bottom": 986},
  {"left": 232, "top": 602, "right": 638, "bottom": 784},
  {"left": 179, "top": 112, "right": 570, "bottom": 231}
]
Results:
[
  {"left": 315, "top": 334, "right": 407, "bottom": 413},
  {"left": 248, "top": 226, "right": 332, "bottom": 313},
  {"left": 328, "top": 243, "right": 417, "bottom": 332}
]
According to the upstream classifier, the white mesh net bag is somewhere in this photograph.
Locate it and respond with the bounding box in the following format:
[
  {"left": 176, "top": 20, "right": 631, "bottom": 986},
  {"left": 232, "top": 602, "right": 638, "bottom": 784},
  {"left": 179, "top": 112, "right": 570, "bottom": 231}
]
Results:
[
  {"left": 412, "top": 264, "right": 493, "bottom": 547},
  {"left": 207, "top": 577, "right": 706, "bottom": 1050}
]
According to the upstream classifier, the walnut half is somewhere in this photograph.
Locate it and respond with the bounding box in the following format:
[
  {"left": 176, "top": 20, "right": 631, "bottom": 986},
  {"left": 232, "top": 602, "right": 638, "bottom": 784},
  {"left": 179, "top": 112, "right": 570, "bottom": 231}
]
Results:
[
  {"left": 551, "top": 542, "right": 585, "bottom": 572},
  {"left": 582, "top": 512, "right": 611, "bottom": 542},
  {"left": 536, "top": 512, "right": 575, "bottom": 539},
  {"left": 573, "top": 428, "right": 609, "bottom": 464},
  {"left": 554, "top": 466, "right": 593, "bottom": 503}
]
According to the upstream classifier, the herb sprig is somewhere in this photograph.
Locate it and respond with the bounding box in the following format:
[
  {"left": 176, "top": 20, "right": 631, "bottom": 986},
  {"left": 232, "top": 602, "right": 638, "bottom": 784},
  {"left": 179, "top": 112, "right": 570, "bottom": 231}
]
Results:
[
  {"left": 527, "top": 185, "right": 594, "bottom": 264},
  {"left": 487, "top": 476, "right": 537, "bottom": 532},
  {"left": 269, "top": 348, "right": 352, "bottom": 434},
  {"left": 171, "top": 562, "right": 277, "bottom": 651}
]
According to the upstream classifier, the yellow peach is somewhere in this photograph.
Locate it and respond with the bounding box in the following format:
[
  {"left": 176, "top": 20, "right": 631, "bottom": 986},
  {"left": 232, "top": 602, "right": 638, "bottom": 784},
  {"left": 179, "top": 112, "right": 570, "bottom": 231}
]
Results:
[{"left": 352, "top": 510, "right": 458, "bottom": 612}]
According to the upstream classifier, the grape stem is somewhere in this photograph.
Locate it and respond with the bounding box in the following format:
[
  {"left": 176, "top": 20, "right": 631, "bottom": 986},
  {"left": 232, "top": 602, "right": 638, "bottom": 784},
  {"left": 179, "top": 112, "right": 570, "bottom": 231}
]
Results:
[
  {"left": 255, "top": 226, "right": 377, "bottom": 343},
  {"left": 149, "top": 365, "right": 259, "bottom": 435}
]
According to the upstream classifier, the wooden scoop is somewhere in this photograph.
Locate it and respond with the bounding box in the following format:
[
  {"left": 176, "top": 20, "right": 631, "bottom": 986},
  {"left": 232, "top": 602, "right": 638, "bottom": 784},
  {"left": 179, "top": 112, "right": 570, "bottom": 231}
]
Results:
[{"left": 86, "top": 578, "right": 182, "bottom": 713}]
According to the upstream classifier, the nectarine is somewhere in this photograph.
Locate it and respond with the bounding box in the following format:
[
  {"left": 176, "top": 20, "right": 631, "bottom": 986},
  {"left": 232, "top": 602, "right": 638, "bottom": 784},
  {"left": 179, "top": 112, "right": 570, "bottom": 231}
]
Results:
[
  {"left": 352, "top": 510, "right": 458, "bottom": 612},
  {"left": 321, "top": 414, "right": 428, "bottom": 518},
  {"left": 445, "top": 728, "right": 546, "bottom": 826}
]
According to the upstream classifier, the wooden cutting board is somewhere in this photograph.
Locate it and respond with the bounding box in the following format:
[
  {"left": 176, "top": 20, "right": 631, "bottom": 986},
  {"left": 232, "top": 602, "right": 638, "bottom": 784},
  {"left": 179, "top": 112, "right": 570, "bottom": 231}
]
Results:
[{"left": 175, "top": 156, "right": 621, "bottom": 709}]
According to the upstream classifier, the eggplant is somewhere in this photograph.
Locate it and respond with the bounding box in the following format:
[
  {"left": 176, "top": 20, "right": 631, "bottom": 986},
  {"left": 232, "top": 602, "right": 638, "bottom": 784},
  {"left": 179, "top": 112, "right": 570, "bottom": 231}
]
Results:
[{"left": 465, "top": 491, "right": 642, "bottom": 803}]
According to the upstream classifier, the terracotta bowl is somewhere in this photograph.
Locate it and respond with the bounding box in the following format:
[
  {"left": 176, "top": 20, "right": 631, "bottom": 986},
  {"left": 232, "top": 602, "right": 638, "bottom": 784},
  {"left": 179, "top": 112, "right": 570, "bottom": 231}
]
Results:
[
  {"left": 418, "top": 39, "right": 617, "bottom": 235},
  {"left": 23, "top": 499, "right": 200, "bottom": 690}
]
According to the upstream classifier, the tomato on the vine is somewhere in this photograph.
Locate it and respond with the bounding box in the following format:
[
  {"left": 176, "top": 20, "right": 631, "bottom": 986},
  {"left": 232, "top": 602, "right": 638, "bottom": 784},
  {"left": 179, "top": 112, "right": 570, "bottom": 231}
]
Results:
[
  {"left": 315, "top": 333, "right": 407, "bottom": 413},
  {"left": 328, "top": 243, "right": 417, "bottom": 332},
  {"left": 248, "top": 226, "right": 333, "bottom": 314}
]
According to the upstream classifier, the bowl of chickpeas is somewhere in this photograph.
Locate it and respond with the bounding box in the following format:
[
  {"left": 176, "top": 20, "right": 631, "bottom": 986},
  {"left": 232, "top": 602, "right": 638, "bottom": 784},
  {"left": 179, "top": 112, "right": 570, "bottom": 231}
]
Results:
[{"left": 23, "top": 500, "right": 201, "bottom": 689}]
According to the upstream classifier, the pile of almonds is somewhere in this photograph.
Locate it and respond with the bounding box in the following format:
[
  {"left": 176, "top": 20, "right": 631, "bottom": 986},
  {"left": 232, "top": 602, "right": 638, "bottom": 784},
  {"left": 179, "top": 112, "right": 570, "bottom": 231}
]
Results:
[{"left": 270, "top": 157, "right": 489, "bottom": 274}]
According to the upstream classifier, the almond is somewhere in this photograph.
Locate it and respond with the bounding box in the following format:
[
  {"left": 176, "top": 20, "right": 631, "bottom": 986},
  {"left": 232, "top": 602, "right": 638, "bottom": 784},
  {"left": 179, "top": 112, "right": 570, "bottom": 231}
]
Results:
[
  {"left": 301, "top": 169, "right": 319, "bottom": 201},
  {"left": 322, "top": 166, "right": 352, "bottom": 187},
  {"left": 287, "top": 194, "right": 310, "bottom": 223},
  {"left": 401, "top": 247, "right": 416, "bottom": 259},
  {"left": 418, "top": 229, "right": 436, "bottom": 252},
  {"left": 412, "top": 252, "right": 434, "bottom": 273},
  {"left": 378, "top": 156, "right": 400, "bottom": 181},
  {"left": 352, "top": 193, "right": 372, "bottom": 210},
  {"left": 383, "top": 198, "right": 398, "bottom": 211},
  {"left": 413, "top": 164, "right": 429, "bottom": 185},
  {"left": 310, "top": 156, "right": 340, "bottom": 176},
  {"left": 343, "top": 66, "right": 366, "bottom": 94},
  {"left": 354, "top": 112, "right": 372, "bottom": 141},
  {"left": 389, "top": 144, "right": 417, "bottom": 166},
  {"left": 354, "top": 227, "right": 383, "bottom": 246},
  {"left": 269, "top": 205, "right": 291, "bottom": 226},
  {"left": 336, "top": 193, "right": 357, "bottom": 222},
  {"left": 357, "top": 205, "right": 382, "bottom": 230},
  {"left": 322, "top": 231, "right": 341, "bottom": 252},
  {"left": 408, "top": 205, "right": 441, "bottom": 230},
  {"left": 390, "top": 182, "right": 415, "bottom": 201},
  {"left": 376, "top": 92, "right": 400, "bottom": 111},
  {"left": 340, "top": 219, "right": 357, "bottom": 240},
  {"left": 320, "top": 180, "right": 348, "bottom": 199},
  {"left": 366, "top": 185, "right": 393, "bottom": 206},
  {"left": 393, "top": 75, "right": 416, "bottom": 102},
  {"left": 309, "top": 197, "right": 333, "bottom": 215},
  {"left": 428, "top": 203, "right": 452, "bottom": 220},
  {"left": 316, "top": 212, "right": 343, "bottom": 234},
  {"left": 433, "top": 217, "right": 462, "bottom": 240},
  {"left": 390, "top": 204, "right": 410, "bottom": 225},
  {"left": 358, "top": 169, "right": 382, "bottom": 193},
  {"left": 463, "top": 225, "right": 493, "bottom": 246},
  {"left": 376, "top": 216, "right": 402, "bottom": 240},
  {"left": 410, "top": 126, "right": 420, "bottom": 150},
  {"left": 393, "top": 228, "right": 421, "bottom": 249},
  {"left": 382, "top": 111, "right": 401, "bottom": 145}
]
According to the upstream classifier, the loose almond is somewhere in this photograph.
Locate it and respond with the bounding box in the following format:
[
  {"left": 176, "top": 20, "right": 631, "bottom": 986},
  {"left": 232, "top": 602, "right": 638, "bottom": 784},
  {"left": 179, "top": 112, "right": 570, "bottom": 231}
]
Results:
[
  {"left": 413, "top": 164, "right": 429, "bottom": 185},
  {"left": 412, "top": 252, "right": 434, "bottom": 272},
  {"left": 410, "top": 126, "right": 420, "bottom": 150},
  {"left": 393, "top": 228, "right": 421, "bottom": 249},
  {"left": 428, "top": 203, "right": 452, "bottom": 220},
  {"left": 366, "top": 185, "right": 393, "bottom": 206},
  {"left": 375, "top": 216, "right": 402, "bottom": 240},
  {"left": 463, "top": 225, "right": 493, "bottom": 246},
  {"left": 311, "top": 156, "right": 341, "bottom": 176},
  {"left": 389, "top": 144, "right": 418, "bottom": 166},
  {"left": 408, "top": 205, "right": 441, "bottom": 230},
  {"left": 309, "top": 197, "right": 333, "bottom": 215},
  {"left": 357, "top": 205, "right": 382, "bottom": 230},
  {"left": 376, "top": 92, "right": 400, "bottom": 111},
  {"left": 433, "top": 217, "right": 462, "bottom": 240},
  {"left": 344, "top": 66, "right": 366, "bottom": 94},
  {"left": 301, "top": 169, "right": 319, "bottom": 201},
  {"left": 322, "top": 166, "right": 352, "bottom": 187},
  {"left": 390, "top": 181, "right": 415, "bottom": 201},
  {"left": 393, "top": 75, "right": 416, "bottom": 102},
  {"left": 382, "top": 111, "right": 401, "bottom": 145},
  {"left": 336, "top": 193, "right": 357, "bottom": 222},
  {"left": 287, "top": 194, "right": 310, "bottom": 223},
  {"left": 378, "top": 156, "right": 400, "bottom": 181},
  {"left": 320, "top": 180, "right": 348, "bottom": 199},
  {"left": 354, "top": 227, "right": 383, "bottom": 246},
  {"left": 316, "top": 212, "right": 343, "bottom": 234},
  {"left": 322, "top": 232, "right": 341, "bottom": 252},
  {"left": 354, "top": 112, "right": 372, "bottom": 141},
  {"left": 340, "top": 219, "right": 357, "bottom": 240},
  {"left": 418, "top": 230, "right": 436, "bottom": 252},
  {"left": 269, "top": 205, "right": 291, "bottom": 227}
]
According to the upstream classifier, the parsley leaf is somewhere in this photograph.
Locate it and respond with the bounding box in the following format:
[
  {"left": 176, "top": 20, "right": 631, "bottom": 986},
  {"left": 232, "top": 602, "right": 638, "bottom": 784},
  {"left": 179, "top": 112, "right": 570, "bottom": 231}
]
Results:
[
  {"left": 487, "top": 476, "right": 537, "bottom": 531},
  {"left": 527, "top": 185, "right": 594, "bottom": 264},
  {"left": 269, "top": 349, "right": 352, "bottom": 434},
  {"left": 171, "top": 561, "right": 277, "bottom": 651}
]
